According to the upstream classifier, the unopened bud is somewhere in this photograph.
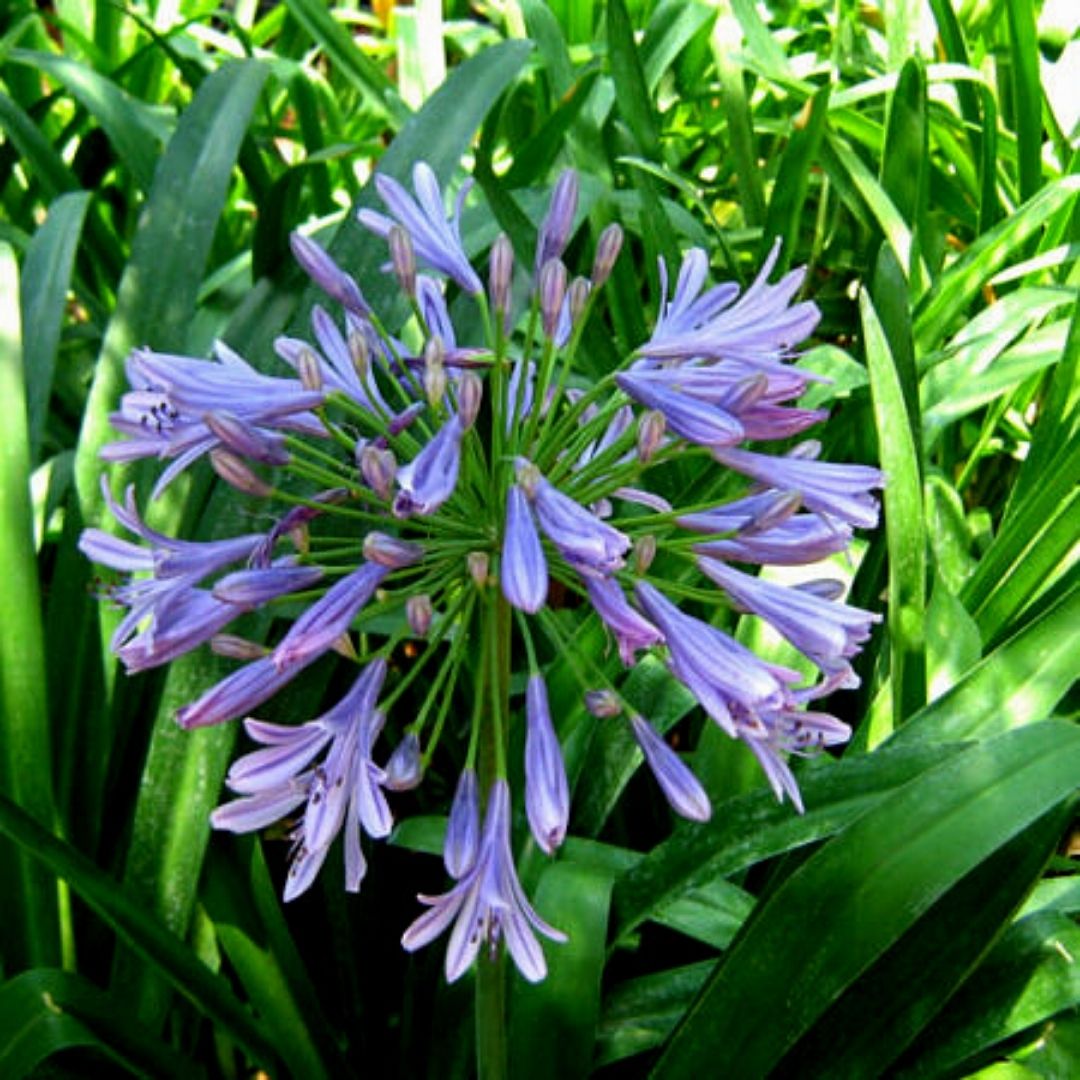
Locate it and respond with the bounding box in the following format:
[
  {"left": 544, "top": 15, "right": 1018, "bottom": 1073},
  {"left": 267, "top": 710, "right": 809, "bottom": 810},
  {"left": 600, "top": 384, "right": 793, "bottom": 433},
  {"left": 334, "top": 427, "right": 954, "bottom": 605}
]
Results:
[
  {"left": 795, "top": 578, "right": 846, "bottom": 601},
  {"left": 536, "top": 169, "right": 579, "bottom": 272},
  {"left": 211, "top": 634, "right": 270, "bottom": 660},
  {"left": 467, "top": 551, "right": 490, "bottom": 588},
  {"left": 205, "top": 411, "right": 290, "bottom": 466},
  {"left": 298, "top": 347, "right": 323, "bottom": 392},
  {"left": 363, "top": 531, "right": 424, "bottom": 569},
  {"left": 568, "top": 276, "right": 591, "bottom": 325},
  {"left": 348, "top": 325, "right": 371, "bottom": 380},
  {"left": 633, "top": 534, "right": 657, "bottom": 574},
  {"left": 538, "top": 258, "right": 567, "bottom": 340},
  {"left": 360, "top": 444, "right": 397, "bottom": 500},
  {"left": 726, "top": 373, "right": 769, "bottom": 413},
  {"left": 406, "top": 594, "right": 433, "bottom": 637},
  {"left": 584, "top": 689, "right": 621, "bottom": 718},
  {"left": 210, "top": 449, "right": 274, "bottom": 498},
  {"left": 489, "top": 233, "right": 514, "bottom": 313},
  {"left": 423, "top": 336, "right": 447, "bottom": 408},
  {"left": 389, "top": 401, "right": 425, "bottom": 435},
  {"left": 457, "top": 371, "right": 483, "bottom": 429},
  {"left": 591, "top": 223, "right": 624, "bottom": 286},
  {"left": 788, "top": 439, "right": 822, "bottom": 461},
  {"left": 515, "top": 459, "right": 541, "bottom": 499},
  {"left": 637, "top": 410, "right": 665, "bottom": 463},
  {"left": 384, "top": 732, "right": 423, "bottom": 791},
  {"left": 743, "top": 491, "right": 801, "bottom": 535},
  {"left": 389, "top": 225, "right": 416, "bottom": 298}
]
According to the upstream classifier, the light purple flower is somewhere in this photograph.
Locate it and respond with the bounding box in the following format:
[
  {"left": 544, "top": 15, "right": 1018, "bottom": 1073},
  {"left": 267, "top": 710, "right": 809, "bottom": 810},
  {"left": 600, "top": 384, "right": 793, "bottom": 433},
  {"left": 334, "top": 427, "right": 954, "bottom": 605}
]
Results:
[
  {"left": 585, "top": 576, "right": 663, "bottom": 665},
  {"left": 524, "top": 674, "right": 569, "bottom": 855},
  {"left": 273, "top": 563, "right": 390, "bottom": 671},
  {"left": 629, "top": 714, "right": 711, "bottom": 822},
  {"left": 535, "top": 169, "right": 579, "bottom": 274},
  {"left": 289, "top": 231, "right": 369, "bottom": 315},
  {"left": 635, "top": 581, "right": 799, "bottom": 736},
  {"left": 358, "top": 163, "right": 483, "bottom": 295},
  {"left": 176, "top": 656, "right": 304, "bottom": 729},
  {"left": 103, "top": 344, "right": 325, "bottom": 496},
  {"left": 402, "top": 779, "right": 567, "bottom": 983},
  {"left": 394, "top": 415, "right": 466, "bottom": 518},
  {"left": 501, "top": 485, "right": 548, "bottom": 613},
  {"left": 640, "top": 243, "right": 820, "bottom": 364},
  {"left": 444, "top": 767, "right": 480, "bottom": 878},
  {"left": 211, "top": 563, "right": 324, "bottom": 606},
  {"left": 211, "top": 660, "right": 392, "bottom": 899},
  {"left": 712, "top": 446, "right": 884, "bottom": 529},
  {"left": 616, "top": 371, "right": 744, "bottom": 447},
  {"left": 697, "top": 557, "right": 880, "bottom": 679},
  {"left": 384, "top": 733, "right": 423, "bottom": 791},
  {"left": 521, "top": 462, "right": 630, "bottom": 576},
  {"left": 693, "top": 513, "right": 852, "bottom": 565}
]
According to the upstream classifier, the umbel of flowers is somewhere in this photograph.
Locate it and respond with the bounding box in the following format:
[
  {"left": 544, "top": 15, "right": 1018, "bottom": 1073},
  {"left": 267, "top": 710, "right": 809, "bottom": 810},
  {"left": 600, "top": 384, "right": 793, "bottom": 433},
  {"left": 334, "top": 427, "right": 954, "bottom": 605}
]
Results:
[{"left": 81, "top": 164, "right": 883, "bottom": 983}]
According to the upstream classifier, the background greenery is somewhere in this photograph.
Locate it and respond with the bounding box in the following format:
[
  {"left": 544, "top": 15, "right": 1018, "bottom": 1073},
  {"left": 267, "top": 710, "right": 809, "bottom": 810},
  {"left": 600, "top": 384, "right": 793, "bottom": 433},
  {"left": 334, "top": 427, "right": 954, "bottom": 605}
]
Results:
[{"left": 0, "top": 0, "right": 1077, "bottom": 1075}]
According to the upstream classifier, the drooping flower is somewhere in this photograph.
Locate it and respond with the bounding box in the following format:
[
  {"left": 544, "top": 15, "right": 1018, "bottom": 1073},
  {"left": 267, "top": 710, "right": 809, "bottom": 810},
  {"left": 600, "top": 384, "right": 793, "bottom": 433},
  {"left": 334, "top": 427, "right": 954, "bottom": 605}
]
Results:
[
  {"left": 500, "top": 485, "right": 548, "bottom": 613},
  {"left": 401, "top": 779, "right": 567, "bottom": 983},
  {"left": 629, "top": 714, "right": 712, "bottom": 823},
  {"left": 524, "top": 674, "right": 569, "bottom": 855},
  {"left": 211, "top": 660, "right": 391, "bottom": 899}
]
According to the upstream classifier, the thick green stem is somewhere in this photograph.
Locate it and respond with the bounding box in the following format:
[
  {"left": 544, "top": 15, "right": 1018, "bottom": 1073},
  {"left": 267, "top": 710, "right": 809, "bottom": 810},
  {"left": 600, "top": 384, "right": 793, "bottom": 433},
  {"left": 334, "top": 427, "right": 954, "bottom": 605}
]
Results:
[{"left": 476, "top": 946, "right": 508, "bottom": 1080}]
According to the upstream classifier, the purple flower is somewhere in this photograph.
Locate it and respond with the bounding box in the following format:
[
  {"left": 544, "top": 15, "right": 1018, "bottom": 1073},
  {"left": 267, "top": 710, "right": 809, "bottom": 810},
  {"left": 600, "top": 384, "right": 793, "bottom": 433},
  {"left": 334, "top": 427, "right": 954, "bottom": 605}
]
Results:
[
  {"left": 358, "top": 163, "right": 483, "bottom": 295},
  {"left": 616, "top": 371, "right": 744, "bottom": 447},
  {"left": 394, "top": 415, "right": 466, "bottom": 518},
  {"left": 211, "top": 661, "right": 392, "bottom": 899},
  {"left": 629, "top": 714, "right": 711, "bottom": 822},
  {"left": 640, "top": 243, "right": 820, "bottom": 364},
  {"left": 273, "top": 563, "right": 390, "bottom": 671},
  {"left": 712, "top": 446, "right": 884, "bottom": 529},
  {"left": 697, "top": 557, "right": 880, "bottom": 679},
  {"left": 693, "top": 513, "right": 852, "bottom": 565},
  {"left": 289, "top": 231, "right": 369, "bottom": 315},
  {"left": 401, "top": 779, "right": 567, "bottom": 983},
  {"left": 521, "top": 462, "right": 630, "bottom": 576},
  {"left": 524, "top": 674, "right": 569, "bottom": 854},
  {"left": 585, "top": 576, "right": 663, "bottom": 665},
  {"left": 501, "top": 485, "right": 548, "bottom": 613},
  {"left": 444, "top": 767, "right": 480, "bottom": 878},
  {"left": 177, "top": 656, "right": 303, "bottom": 729},
  {"left": 102, "top": 344, "right": 324, "bottom": 496},
  {"left": 211, "top": 563, "right": 325, "bottom": 606},
  {"left": 535, "top": 169, "right": 579, "bottom": 274},
  {"left": 635, "top": 581, "right": 799, "bottom": 736}
]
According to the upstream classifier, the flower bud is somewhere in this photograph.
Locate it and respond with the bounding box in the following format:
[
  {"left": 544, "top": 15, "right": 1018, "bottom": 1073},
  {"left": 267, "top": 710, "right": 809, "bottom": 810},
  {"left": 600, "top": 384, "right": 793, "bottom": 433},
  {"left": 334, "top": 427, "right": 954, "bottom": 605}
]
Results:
[
  {"left": 457, "top": 371, "right": 483, "bottom": 430},
  {"left": 297, "top": 347, "right": 323, "bottom": 392},
  {"left": 568, "top": 276, "right": 590, "bottom": 326},
  {"left": 584, "top": 689, "right": 621, "bottom": 718},
  {"left": 444, "top": 767, "right": 480, "bottom": 878},
  {"left": 423, "top": 336, "right": 447, "bottom": 408},
  {"left": 363, "top": 531, "right": 424, "bottom": 569},
  {"left": 406, "top": 594, "right": 433, "bottom": 637},
  {"left": 384, "top": 733, "right": 423, "bottom": 791},
  {"left": 467, "top": 551, "right": 490, "bottom": 588},
  {"left": 210, "top": 449, "right": 274, "bottom": 498},
  {"left": 389, "top": 401, "right": 425, "bottom": 436},
  {"left": 630, "top": 714, "right": 711, "bottom": 823},
  {"left": 637, "top": 409, "right": 665, "bottom": 463},
  {"left": 359, "top": 445, "right": 396, "bottom": 501},
  {"left": 795, "top": 578, "right": 846, "bottom": 602},
  {"left": 388, "top": 224, "right": 416, "bottom": 299},
  {"left": 211, "top": 634, "right": 270, "bottom": 660},
  {"left": 633, "top": 534, "right": 657, "bottom": 575},
  {"left": 348, "top": 325, "right": 371, "bottom": 381},
  {"left": 591, "top": 223, "right": 624, "bottom": 286},
  {"left": 205, "top": 411, "right": 290, "bottom": 466},
  {"left": 538, "top": 258, "right": 567, "bottom": 341},
  {"left": 535, "top": 169, "right": 578, "bottom": 272},
  {"left": 525, "top": 673, "right": 569, "bottom": 854},
  {"left": 489, "top": 233, "right": 514, "bottom": 314}
]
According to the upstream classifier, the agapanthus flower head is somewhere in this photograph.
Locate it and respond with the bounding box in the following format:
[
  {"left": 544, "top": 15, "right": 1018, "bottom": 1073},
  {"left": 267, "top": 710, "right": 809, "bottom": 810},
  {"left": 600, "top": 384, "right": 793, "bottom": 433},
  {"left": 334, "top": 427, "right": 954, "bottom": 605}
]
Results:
[{"left": 82, "top": 161, "right": 882, "bottom": 985}]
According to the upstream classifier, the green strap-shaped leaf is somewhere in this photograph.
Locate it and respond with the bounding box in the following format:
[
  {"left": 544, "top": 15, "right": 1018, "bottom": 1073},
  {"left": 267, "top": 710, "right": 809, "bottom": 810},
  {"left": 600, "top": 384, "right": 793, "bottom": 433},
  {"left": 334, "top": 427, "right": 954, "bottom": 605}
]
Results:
[
  {"left": 0, "top": 968, "right": 197, "bottom": 1080},
  {"left": 0, "top": 794, "right": 279, "bottom": 1072},
  {"left": 20, "top": 191, "right": 91, "bottom": 463},
  {"left": 653, "top": 722, "right": 1080, "bottom": 1077},
  {"left": 8, "top": 49, "right": 162, "bottom": 191},
  {"left": 73, "top": 59, "right": 270, "bottom": 525},
  {"left": 0, "top": 244, "right": 59, "bottom": 970},
  {"left": 861, "top": 286, "right": 926, "bottom": 727}
]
